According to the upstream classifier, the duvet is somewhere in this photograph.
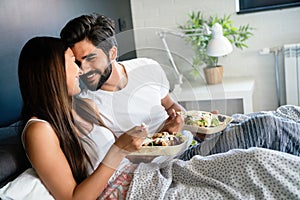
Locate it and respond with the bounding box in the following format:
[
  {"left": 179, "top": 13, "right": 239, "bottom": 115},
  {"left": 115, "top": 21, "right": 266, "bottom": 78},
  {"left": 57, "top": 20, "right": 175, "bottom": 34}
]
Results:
[{"left": 1, "top": 148, "right": 299, "bottom": 200}]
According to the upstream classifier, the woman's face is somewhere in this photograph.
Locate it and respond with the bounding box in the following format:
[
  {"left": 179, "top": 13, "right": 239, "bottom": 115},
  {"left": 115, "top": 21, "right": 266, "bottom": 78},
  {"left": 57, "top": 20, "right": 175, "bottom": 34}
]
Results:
[{"left": 65, "top": 48, "right": 82, "bottom": 96}]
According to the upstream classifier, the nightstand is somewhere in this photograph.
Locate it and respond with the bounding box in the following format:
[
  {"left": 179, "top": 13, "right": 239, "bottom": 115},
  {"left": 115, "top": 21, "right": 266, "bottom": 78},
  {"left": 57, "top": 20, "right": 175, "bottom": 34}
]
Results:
[{"left": 171, "top": 77, "right": 255, "bottom": 115}]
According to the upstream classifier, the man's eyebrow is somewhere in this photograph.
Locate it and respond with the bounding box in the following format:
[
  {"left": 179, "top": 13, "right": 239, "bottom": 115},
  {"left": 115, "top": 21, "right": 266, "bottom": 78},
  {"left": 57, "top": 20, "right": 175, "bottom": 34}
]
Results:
[{"left": 82, "top": 52, "right": 97, "bottom": 60}]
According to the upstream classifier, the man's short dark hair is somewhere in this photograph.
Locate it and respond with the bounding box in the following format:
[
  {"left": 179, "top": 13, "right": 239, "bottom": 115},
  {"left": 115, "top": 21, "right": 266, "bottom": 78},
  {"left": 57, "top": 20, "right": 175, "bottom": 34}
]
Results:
[{"left": 60, "top": 13, "right": 117, "bottom": 56}]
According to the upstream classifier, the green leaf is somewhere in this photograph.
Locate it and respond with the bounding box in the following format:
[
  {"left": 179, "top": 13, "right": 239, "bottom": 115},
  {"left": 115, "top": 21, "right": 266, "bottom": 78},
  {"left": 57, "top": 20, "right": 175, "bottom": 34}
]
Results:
[{"left": 178, "top": 11, "right": 254, "bottom": 79}]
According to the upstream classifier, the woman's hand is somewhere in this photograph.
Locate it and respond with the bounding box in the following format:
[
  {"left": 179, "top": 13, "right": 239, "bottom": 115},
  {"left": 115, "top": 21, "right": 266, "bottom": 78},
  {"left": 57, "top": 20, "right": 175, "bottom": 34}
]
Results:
[{"left": 114, "top": 125, "right": 148, "bottom": 153}]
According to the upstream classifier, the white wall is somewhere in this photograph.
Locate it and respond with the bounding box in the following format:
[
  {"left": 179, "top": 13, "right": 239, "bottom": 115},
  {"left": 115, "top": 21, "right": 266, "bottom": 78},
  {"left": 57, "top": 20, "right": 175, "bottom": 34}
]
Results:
[{"left": 130, "top": 0, "right": 300, "bottom": 112}]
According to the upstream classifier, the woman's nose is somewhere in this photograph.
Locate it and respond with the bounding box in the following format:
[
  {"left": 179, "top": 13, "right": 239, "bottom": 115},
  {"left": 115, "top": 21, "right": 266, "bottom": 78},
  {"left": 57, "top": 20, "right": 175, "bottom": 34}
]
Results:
[{"left": 78, "top": 68, "right": 83, "bottom": 76}]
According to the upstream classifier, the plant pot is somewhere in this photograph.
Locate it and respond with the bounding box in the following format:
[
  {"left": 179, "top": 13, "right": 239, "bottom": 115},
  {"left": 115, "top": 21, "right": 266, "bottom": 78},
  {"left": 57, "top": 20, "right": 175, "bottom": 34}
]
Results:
[{"left": 203, "top": 65, "right": 224, "bottom": 85}]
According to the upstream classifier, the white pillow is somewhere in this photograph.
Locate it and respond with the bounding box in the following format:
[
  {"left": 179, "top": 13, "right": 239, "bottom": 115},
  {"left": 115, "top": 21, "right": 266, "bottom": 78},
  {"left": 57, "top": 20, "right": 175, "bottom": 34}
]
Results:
[{"left": 0, "top": 168, "right": 54, "bottom": 200}]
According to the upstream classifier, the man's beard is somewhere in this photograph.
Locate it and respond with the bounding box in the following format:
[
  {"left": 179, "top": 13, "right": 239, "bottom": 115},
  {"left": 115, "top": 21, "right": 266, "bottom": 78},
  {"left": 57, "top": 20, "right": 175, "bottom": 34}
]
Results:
[{"left": 81, "top": 64, "right": 112, "bottom": 91}]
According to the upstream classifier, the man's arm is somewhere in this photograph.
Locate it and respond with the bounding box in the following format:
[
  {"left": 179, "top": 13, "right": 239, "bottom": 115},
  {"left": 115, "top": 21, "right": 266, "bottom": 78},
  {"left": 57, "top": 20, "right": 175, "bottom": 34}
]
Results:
[
  {"left": 161, "top": 94, "right": 186, "bottom": 116},
  {"left": 159, "top": 94, "right": 185, "bottom": 133}
]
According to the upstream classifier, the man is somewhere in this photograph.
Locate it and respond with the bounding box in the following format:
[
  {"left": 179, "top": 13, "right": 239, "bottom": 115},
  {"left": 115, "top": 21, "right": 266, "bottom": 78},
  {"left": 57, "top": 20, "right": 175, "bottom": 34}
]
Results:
[
  {"left": 60, "top": 13, "right": 184, "bottom": 137},
  {"left": 60, "top": 14, "right": 300, "bottom": 160}
]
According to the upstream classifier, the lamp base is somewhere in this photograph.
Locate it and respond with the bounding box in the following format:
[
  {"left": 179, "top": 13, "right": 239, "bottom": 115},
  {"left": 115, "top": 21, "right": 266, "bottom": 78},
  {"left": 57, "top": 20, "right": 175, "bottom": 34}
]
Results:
[{"left": 203, "top": 65, "right": 223, "bottom": 85}]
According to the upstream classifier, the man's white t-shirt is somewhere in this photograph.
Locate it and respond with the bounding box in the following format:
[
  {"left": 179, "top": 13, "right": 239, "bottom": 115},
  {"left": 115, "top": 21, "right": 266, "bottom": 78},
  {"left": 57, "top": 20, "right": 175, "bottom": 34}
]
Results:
[{"left": 81, "top": 58, "right": 170, "bottom": 137}]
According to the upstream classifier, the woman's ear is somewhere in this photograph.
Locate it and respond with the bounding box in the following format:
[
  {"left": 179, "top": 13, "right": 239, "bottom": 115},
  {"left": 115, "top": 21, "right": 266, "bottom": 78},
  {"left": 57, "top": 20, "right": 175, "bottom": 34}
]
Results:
[{"left": 109, "top": 46, "right": 117, "bottom": 61}]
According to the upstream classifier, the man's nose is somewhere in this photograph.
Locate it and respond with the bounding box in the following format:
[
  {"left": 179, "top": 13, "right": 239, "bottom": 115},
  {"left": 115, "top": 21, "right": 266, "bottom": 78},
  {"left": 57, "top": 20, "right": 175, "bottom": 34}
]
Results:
[{"left": 80, "top": 62, "right": 91, "bottom": 74}]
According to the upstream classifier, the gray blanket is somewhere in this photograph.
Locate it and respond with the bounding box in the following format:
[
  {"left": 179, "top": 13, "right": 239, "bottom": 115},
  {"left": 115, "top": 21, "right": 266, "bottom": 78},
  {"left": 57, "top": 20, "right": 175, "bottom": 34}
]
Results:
[
  {"left": 127, "top": 105, "right": 300, "bottom": 199},
  {"left": 126, "top": 148, "right": 300, "bottom": 200},
  {"left": 179, "top": 105, "right": 300, "bottom": 160}
]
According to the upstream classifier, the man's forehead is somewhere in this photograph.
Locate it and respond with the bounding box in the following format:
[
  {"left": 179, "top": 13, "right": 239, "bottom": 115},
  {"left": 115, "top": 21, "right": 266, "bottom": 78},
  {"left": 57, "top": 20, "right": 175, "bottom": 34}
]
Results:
[{"left": 71, "top": 39, "right": 96, "bottom": 61}]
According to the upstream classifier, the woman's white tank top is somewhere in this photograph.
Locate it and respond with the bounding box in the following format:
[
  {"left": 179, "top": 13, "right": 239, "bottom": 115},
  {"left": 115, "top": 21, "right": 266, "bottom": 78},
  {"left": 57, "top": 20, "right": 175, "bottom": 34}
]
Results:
[{"left": 22, "top": 118, "right": 129, "bottom": 175}]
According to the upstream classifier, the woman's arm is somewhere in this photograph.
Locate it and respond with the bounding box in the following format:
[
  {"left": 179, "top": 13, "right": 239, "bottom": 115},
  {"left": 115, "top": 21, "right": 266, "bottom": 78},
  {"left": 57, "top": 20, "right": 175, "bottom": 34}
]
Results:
[{"left": 24, "top": 121, "right": 146, "bottom": 200}]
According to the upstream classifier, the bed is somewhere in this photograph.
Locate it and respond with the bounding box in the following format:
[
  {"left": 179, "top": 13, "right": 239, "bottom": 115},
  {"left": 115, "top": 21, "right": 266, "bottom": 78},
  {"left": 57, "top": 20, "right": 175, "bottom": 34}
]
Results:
[{"left": 1, "top": 68, "right": 300, "bottom": 199}]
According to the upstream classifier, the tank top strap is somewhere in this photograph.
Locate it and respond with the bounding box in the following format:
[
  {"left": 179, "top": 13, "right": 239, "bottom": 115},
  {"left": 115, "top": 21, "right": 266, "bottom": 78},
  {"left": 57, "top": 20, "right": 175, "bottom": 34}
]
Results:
[
  {"left": 24, "top": 118, "right": 49, "bottom": 130},
  {"left": 21, "top": 118, "right": 49, "bottom": 146}
]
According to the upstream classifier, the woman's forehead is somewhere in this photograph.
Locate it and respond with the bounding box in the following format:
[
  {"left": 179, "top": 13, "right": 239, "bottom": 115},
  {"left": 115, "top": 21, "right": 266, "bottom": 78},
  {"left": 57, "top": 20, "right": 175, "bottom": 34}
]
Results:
[{"left": 65, "top": 48, "right": 74, "bottom": 56}]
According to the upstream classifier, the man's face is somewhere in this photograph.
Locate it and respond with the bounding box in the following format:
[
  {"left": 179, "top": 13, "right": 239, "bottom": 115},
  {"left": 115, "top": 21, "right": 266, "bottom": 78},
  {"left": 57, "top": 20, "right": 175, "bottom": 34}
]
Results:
[{"left": 71, "top": 39, "right": 112, "bottom": 91}]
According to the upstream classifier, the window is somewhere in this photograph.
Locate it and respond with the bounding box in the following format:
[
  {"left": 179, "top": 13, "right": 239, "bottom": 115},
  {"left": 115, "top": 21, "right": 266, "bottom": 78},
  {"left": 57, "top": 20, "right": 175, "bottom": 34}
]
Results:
[{"left": 236, "top": 0, "right": 300, "bottom": 14}]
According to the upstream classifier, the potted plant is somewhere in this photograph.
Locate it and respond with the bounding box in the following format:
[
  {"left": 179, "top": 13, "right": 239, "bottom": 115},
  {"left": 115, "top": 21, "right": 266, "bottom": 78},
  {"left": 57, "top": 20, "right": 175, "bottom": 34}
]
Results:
[{"left": 179, "top": 11, "right": 253, "bottom": 84}]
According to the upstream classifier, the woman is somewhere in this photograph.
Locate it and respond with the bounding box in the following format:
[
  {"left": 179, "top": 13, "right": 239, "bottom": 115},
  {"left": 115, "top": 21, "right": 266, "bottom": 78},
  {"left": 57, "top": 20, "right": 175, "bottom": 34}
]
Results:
[
  {"left": 18, "top": 36, "right": 147, "bottom": 199},
  {"left": 17, "top": 37, "right": 300, "bottom": 200}
]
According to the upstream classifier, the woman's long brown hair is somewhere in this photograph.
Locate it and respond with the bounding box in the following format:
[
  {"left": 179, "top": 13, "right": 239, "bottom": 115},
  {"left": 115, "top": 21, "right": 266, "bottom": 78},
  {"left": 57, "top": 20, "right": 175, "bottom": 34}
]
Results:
[{"left": 18, "top": 37, "right": 102, "bottom": 183}]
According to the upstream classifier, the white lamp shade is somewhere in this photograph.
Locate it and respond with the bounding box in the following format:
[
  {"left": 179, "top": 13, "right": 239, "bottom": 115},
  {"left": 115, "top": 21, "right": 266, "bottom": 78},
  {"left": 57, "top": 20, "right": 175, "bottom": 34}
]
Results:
[{"left": 206, "top": 23, "right": 233, "bottom": 57}]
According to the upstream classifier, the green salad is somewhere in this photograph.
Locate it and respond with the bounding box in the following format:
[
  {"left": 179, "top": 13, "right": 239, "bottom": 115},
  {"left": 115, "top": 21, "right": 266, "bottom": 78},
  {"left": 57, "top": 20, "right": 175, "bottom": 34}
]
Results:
[{"left": 185, "top": 112, "right": 220, "bottom": 128}]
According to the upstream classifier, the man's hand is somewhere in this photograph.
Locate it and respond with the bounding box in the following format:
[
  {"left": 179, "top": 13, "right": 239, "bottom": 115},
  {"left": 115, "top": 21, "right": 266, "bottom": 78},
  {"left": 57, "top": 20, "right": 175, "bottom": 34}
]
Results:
[
  {"left": 159, "top": 109, "right": 184, "bottom": 133},
  {"left": 211, "top": 110, "right": 219, "bottom": 114}
]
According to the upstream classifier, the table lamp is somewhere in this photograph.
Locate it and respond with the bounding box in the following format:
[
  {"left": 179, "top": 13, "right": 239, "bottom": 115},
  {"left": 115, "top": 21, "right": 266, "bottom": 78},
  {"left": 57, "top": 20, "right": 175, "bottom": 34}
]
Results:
[
  {"left": 206, "top": 23, "right": 233, "bottom": 57},
  {"left": 158, "top": 23, "right": 233, "bottom": 91}
]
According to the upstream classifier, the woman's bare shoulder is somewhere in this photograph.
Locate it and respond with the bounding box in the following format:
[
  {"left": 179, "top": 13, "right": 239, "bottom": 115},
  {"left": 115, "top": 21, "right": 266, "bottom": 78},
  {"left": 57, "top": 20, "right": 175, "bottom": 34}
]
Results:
[
  {"left": 24, "top": 119, "right": 54, "bottom": 134},
  {"left": 23, "top": 119, "right": 59, "bottom": 149}
]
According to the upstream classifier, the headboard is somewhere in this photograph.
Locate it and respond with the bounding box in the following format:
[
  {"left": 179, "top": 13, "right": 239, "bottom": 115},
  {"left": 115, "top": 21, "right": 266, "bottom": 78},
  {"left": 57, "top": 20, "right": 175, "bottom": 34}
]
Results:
[{"left": 0, "top": 58, "right": 22, "bottom": 128}]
